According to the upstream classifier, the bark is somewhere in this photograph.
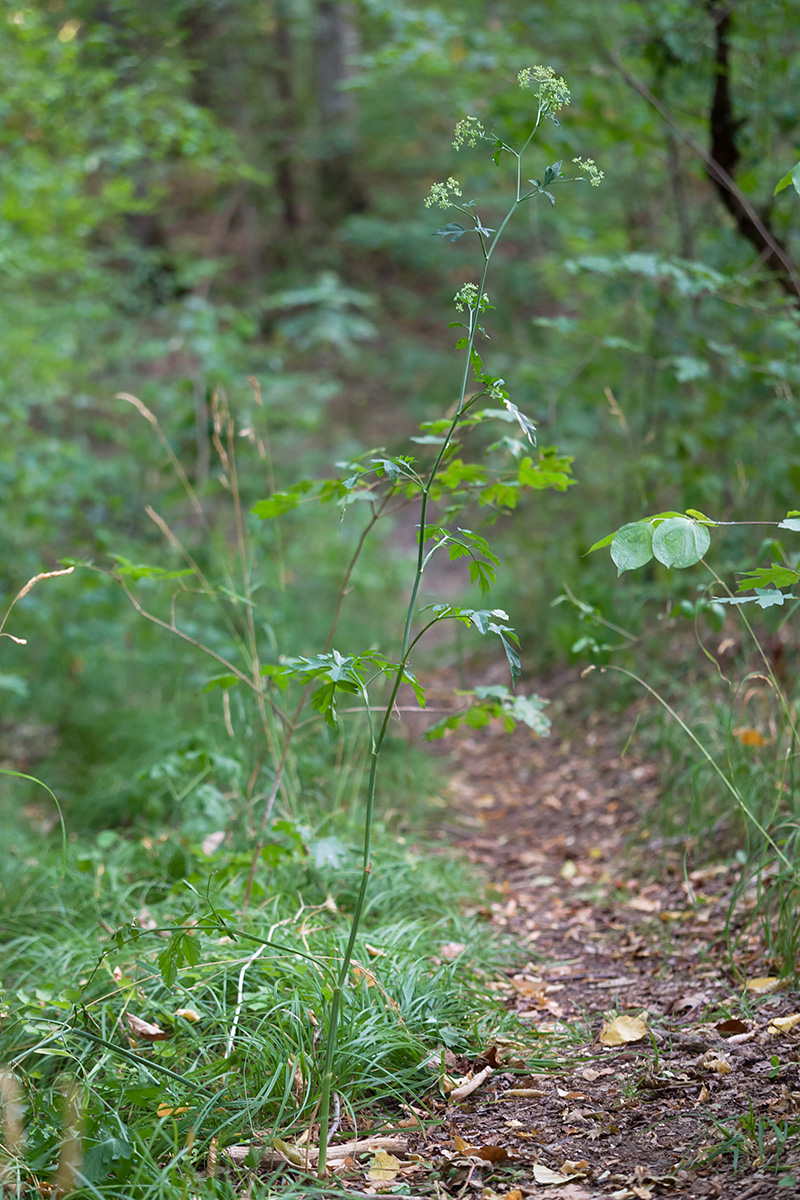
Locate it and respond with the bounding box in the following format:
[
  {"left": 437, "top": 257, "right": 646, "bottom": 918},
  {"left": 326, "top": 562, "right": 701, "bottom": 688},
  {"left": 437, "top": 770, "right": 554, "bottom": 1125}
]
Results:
[
  {"left": 314, "top": 0, "right": 368, "bottom": 221},
  {"left": 705, "top": 1, "right": 798, "bottom": 300},
  {"left": 272, "top": 0, "right": 300, "bottom": 229}
]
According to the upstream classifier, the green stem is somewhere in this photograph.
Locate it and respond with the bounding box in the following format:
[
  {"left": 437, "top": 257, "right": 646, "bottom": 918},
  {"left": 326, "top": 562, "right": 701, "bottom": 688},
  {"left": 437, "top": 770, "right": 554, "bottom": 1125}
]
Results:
[{"left": 317, "top": 120, "right": 542, "bottom": 1176}]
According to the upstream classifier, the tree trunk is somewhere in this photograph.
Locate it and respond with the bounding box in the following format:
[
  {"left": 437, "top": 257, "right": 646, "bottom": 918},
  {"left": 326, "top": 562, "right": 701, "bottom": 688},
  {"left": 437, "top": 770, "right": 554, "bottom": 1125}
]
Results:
[{"left": 315, "top": 0, "right": 368, "bottom": 222}]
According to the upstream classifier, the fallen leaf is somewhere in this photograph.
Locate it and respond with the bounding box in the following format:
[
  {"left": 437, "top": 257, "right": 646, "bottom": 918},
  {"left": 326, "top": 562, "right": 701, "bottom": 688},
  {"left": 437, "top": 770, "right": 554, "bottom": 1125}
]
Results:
[
  {"left": 367, "top": 1150, "right": 401, "bottom": 1182},
  {"left": 702, "top": 1050, "right": 732, "bottom": 1075},
  {"left": 628, "top": 896, "right": 661, "bottom": 913},
  {"left": 715, "top": 1018, "right": 749, "bottom": 1035},
  {"left": 579, "top": 1067, "right": 615, "bottom": 1082},
  {"left": 599, "top": 1015, "right": 648, "bottom": 1046},
  {"left": 454, "top": 1135, "right": 516, "bottom": 1162},
  {"left": 439, "top": 942, "right": 467, "bottom": 960},
  {"left": 175, "top": 1008, "right": 201, "bottom": 1023},
  {"left": 735, "top": 726, "right": 766, "bottom": 747},
  {"left": 746, "top": 976, "right": 781, "bottom": 995},
  {"left": 503, "top": 1088, "right": 547, "bottom": 1099},
  {"left": 768, "top": 1013, "right": 800, "bottom": 1034},
  {"left": 126, "top": 1013, "right": 168, "bottom": 1041},
  {"left": 449, "top": 1065, "right": 493, "bottom": 1101},
  {"left": 157, "top": 1103, "right": 190, "bottom": 1117},
  {"left": 561, "top": 1159, "right": 589, "bottom": 1174},
  {"left": 533, "top": 1162, "right": 571, "bottom": 1184},
  {"left": 365, "top": 943, "right": 386, "bottom": 958},
  {"left": 351, "top": 962, "right": 378, "bottom": 988},
  {"left": 560, "top": 860, "right": 577, "bottom": 881}
]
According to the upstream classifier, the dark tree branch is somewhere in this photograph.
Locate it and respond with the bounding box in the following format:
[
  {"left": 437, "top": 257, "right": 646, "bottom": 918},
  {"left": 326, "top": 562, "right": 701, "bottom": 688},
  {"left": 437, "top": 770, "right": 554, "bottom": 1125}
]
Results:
[
  {"left": 705, "top": 1, "right": 798, "bottom": 300},
  {"left": 608, "top": 47, "right": 800, "bottom": 303}
]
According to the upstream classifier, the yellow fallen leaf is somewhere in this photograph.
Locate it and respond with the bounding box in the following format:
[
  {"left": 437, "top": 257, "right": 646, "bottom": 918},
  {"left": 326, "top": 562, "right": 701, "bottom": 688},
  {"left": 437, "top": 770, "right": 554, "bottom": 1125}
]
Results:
[
  {"left": 368, "top": 1150, "right": 401, "bottom": 1182},
  {"left": 175, "top": 1008, "right": 201, "bottom": 1023},
  {"left": 702, "top": 1052, "right": 731, "bottom": 1075},
  {"left": 533, "top": 1163, "right": 570, "bottom": 1184},
  {"left": 599, "top": 1015, "right": 648, "bottom": 1046},
  {"left": 561, "top": 1159, "right": 589, "bottom": 1174},
  {"left": 746, "top": 976, "right": 781, "bottom": 995},
  {"left": 735, "top": 726, "right": 766, "bottom": 747},
  {"left": 158, "top": 1104, "right": 190, "bottom": 1117},
  {"left": 768, "top": 1013, "right": 800, "bottom": 1034}
]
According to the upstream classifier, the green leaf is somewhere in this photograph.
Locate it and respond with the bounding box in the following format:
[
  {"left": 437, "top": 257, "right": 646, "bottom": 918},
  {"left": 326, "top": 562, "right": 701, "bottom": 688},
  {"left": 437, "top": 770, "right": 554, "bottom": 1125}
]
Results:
[
  {"left": 610, "top": 523, "right": 654, "bottom": 574},
  {"left": 685, "top": 508, "right": 716, "bottom": 524},
  {"left": 202, "top": 674, "right": 239, "bottom": 692},
  {"left": 587, "top": 531, "right": 615, "bottom": 553},
  {"left": 736, "top": 564, "right": 800, "bottom": 591},
  {"left": 252, "top": 480, "right": 314, "bottom": 519},
  {"left": 434, "top": 222, "right": 466, "bottom": 241},
  {"left": 652, "top": 517, "right": 711, "bottom": 568},
  {"left": 716, "top": 588, "right": 791, "bottom": 608},
  {"left": 774, "top": 162, "right": 800, "bottom": 196},
  {"left": 543, "top": 160, "right": 563, "bottom": 186},
  {"left": 158, "top": 933, "right": 187, "bottom": 987},
  {"left": 111, "top": 557, "right": 193, "bottom": 582},
  {"left": 778, "top": 511, "right": 800, "bottom": 531}
]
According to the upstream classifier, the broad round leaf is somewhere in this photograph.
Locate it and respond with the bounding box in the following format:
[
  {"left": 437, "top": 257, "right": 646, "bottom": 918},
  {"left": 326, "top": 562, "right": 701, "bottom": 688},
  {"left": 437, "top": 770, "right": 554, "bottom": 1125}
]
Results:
[
  {"left": 652, "top": 517, "right": 711, "bottom": 569},
  {"left": 610, "top": 522, "right": 654, "bottom": 574}
]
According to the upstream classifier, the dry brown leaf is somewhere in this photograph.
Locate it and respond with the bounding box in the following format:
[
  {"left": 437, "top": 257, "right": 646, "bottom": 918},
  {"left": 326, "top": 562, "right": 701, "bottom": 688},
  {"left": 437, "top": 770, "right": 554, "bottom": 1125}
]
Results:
[
  {"left": 768, "top": 1013, "right": 800, "bottom": 1034},
  {"left": 365, "top": 943, "right": 386, "bottom": 958},
  {"left": 599, "top": 1015, "right": 648, "bottom": 1046},
  {"left": 561, "top": 1159, "right": 589, "bottom": 1174},
  {"left": 702, "top": 1050, "right": 732, "bottom": 1075},
  {"left": 126, "top": 1013, "right": 168, "bottom": 1041},
  {"left": 367, "top": 1150, "right": 401, "bottom": 1182},
  {"left": 503, "top": 1088, "right": 547, "bottom": 1098},
  {"left": 453, "top": 1135, "right": 515, "bottom": 1163},
  {"left": 351, "top": 962, "right": 378, "bottom": 988},
  {"left": 715, "top": 1018, "right": 749, "bottom": 1035},
  {"left": 533, "top": 1162, "right": 571, "bottom": 1184}
]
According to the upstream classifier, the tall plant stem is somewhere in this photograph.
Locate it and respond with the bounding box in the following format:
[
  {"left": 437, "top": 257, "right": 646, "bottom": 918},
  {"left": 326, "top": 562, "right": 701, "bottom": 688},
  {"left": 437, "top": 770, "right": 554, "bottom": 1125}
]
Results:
[{"left": 318, "top": 148, "right": 539, "bottom": 1174}]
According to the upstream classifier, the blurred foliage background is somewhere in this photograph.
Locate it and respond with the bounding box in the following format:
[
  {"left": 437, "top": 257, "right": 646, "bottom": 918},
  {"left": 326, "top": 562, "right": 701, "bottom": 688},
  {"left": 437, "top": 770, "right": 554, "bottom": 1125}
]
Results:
[{"left": 2, "top": 0, "right": 800, "bottom": 845}]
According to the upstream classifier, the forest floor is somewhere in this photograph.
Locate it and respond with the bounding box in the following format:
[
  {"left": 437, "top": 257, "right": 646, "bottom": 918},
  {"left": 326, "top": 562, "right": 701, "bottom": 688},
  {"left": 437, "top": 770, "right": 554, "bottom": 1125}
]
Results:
[{"left": 342, "top": 672, "right": 800, "bottom": 1200}]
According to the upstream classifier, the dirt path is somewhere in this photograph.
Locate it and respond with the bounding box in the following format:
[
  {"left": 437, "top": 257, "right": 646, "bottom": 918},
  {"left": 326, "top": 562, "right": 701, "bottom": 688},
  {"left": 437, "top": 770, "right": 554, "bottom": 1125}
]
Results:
[{"left": 420, "top": 673, "right": 800, "bottom": 1200}]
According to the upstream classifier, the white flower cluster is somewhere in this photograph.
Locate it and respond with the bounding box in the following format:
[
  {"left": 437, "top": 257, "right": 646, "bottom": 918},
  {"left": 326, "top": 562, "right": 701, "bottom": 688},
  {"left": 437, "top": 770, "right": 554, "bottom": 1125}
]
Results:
[
  {"left": 425, "top": 176, "right": 463, "bottom": 209},
  {"left": 452, "top": 116, "right": 486, "bottom": 150},
  {"left": 572, "top": 156, "right": 604, "bottom": 186},
  {"left": 518, "top": 64, "right": 570, "bottom": 112},
  {"left": 454, "top": 283, "right": 490, "bottom": 313}
]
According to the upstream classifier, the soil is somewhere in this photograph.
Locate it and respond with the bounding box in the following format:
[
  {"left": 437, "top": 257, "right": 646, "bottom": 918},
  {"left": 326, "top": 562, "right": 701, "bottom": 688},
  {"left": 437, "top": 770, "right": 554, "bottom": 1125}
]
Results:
[{"left": 408, "top": 670, "right": 800, "bottom": 1200}]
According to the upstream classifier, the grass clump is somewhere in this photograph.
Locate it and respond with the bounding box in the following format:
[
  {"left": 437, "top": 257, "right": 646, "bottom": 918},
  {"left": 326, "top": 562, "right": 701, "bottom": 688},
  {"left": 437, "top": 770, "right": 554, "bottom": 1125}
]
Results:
[{"left": 0, "top": 767, "right": 517, "bottom": 1197}]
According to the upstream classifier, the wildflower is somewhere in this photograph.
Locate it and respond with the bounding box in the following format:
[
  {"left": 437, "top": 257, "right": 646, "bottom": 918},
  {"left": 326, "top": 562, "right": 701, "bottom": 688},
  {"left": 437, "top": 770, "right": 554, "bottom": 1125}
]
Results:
[
  {"left": 425, "top": 176, "right": 463, "bottom": 209},
  {"left": 572, "top": 156, "right": 604, "bottom": 186},
  {"left": 518, "top": 64, "right": 570, "bottom": 113},
  {"left": 453, "top": 116, "right": 486, "bottom": 150},
  {"left": 454, "top": 283, "right": 490, "bottom": 313}
]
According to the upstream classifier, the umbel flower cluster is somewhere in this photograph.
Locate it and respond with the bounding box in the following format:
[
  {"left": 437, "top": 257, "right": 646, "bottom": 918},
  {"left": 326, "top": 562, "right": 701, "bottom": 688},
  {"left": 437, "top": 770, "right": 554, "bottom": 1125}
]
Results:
[
  {"left": 424, "top": 176, "right": 462, "bottom": 209},
  {"left": 517, "top": 64, "right": 570, "bottom": 112},
  {"left": 572, "top": 156, "right": 604, "bottom": 186},
  {"left": 453, "top": 283, "right": 490, "bottom": 313}
]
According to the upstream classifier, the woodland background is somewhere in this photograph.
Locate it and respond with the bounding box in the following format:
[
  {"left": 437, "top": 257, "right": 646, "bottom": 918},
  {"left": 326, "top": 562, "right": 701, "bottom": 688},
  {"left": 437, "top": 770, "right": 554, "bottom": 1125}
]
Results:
[{"left": 2, "top": 1, "right": 800, "bottom": 1193}]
